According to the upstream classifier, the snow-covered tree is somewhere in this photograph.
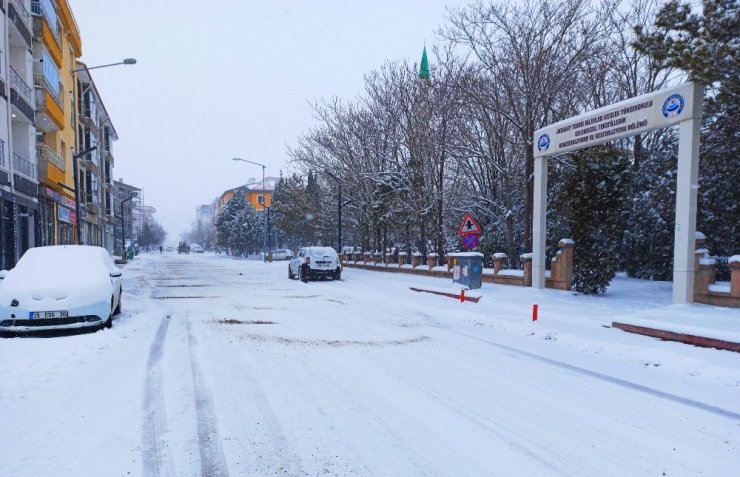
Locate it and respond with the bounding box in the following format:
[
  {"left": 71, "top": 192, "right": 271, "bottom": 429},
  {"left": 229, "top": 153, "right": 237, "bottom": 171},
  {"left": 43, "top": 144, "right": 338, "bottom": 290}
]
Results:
[
  {"left": 636, "top": 0, "right": 739, "bottom": 256},
  {"left": 553, "top": 145, "right": 631, "bottom": 294},
  {"left": 215, "top": 192, "right": 263, "bottom": 256}
]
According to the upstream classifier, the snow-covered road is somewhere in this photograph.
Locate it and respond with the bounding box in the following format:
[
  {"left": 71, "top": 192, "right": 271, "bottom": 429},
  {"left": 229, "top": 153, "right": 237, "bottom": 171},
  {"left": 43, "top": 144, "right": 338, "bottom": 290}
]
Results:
[{"left": 1, "top": 253, "right": 738, "bottom": 476}]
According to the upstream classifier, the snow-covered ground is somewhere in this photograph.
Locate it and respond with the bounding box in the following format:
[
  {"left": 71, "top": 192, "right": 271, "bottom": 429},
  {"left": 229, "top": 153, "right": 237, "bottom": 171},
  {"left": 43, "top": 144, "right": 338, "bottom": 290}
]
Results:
[{"left": 1, "top": 252, "right": 738, "bottom": 476}]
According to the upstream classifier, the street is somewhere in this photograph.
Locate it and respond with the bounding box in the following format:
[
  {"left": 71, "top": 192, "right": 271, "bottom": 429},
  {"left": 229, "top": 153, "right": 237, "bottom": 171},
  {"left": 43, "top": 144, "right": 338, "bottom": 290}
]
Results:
[{"left": 1, "top": 252, "right": 738, "bottom": 476}]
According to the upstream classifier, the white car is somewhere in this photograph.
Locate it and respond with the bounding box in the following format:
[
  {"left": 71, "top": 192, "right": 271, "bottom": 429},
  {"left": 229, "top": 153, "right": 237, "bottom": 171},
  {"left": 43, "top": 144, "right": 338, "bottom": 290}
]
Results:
[
  {"left": 272, "top": 248, "right": 294, "bottom": 260},
  {"left": 289, "top": 246, "right": 341, "bottom": 282},
  {"left": 191, "top": 244, "right": 204, "bottom": 253},
  {"left": 0, "top": 245, "right": 123, "bottom": 336}
]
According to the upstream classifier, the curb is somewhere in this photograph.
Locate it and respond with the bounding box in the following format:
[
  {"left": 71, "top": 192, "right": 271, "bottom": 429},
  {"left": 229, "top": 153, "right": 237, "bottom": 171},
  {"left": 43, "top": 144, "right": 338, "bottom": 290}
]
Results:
[
  {"left": 612, "top": 322, "right": 740, "bottom": 353},
  {"left": 409, "top": 287, "right": 480, "bottom": 303}
]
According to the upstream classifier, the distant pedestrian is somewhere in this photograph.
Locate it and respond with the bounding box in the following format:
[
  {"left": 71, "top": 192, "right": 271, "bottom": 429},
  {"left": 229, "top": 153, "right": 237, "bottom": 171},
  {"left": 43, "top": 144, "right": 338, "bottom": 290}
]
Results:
[{"left": 159, "top": 245, "right": 163, "bottom": 254}]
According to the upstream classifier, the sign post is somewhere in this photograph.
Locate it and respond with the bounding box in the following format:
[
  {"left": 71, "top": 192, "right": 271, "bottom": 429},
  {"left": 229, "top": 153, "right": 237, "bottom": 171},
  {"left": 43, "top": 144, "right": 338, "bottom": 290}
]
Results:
[
  {"left": 532, "top": 82, "right": 703, "bottom": 304},
  {"left": 458, "top": 213, "right": 482, "bottom": 251}
]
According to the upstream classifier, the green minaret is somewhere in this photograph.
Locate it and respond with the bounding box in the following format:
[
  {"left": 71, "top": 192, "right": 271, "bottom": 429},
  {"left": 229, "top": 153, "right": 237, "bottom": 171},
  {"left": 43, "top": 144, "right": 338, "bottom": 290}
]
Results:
[{"left": 419, "top": 46, "right": 430, "bottom": 79}]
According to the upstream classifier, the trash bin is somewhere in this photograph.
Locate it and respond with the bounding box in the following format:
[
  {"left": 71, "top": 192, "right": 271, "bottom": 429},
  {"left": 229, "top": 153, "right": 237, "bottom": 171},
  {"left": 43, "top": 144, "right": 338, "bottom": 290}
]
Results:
[{"left": 448, "top": 252, "right": 483, "bottom": 289}]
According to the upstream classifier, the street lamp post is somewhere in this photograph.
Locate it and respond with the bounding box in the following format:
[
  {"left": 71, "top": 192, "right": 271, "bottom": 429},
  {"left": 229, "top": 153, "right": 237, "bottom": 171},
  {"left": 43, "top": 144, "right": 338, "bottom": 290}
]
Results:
[
  {"left": 72, "top": 146, "right": 97, "bottom": 244},
  {"left": 232, "top": 157, "right": 270, "bottom": 260},
  {"left": 325, "top": 171, "right": 352, "bottom": 253},
  {"left": 325, "top": 171, "right": 342, "bottom": 251},
  {"left": 70, "top": 57, "right": 136, "bottom": 246},
  {"left": 120, "top": 195, "right": 134, "bottom": 258}
]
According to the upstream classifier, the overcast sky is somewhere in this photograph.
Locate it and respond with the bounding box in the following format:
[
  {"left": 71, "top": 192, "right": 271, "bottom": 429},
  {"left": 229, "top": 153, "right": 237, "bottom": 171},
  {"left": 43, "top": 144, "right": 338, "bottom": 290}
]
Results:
[{"left": 68, "top": 0, "right": 472, "bottom": 241}]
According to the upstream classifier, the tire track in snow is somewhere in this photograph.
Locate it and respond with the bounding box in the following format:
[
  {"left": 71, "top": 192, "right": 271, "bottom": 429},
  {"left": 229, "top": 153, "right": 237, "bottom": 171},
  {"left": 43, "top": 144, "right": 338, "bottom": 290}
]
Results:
[
  {"left": 142, "top": 314, "right": 175, "bottom": 477},
  {"left": 205, "top": 325, "right": 305, "bottom": 475},
  {"left": 450, "top": 330, "right": 740, "bottom": 421},
  {"left": 187, "top": 316, "right": 230, "bottom": 477}
]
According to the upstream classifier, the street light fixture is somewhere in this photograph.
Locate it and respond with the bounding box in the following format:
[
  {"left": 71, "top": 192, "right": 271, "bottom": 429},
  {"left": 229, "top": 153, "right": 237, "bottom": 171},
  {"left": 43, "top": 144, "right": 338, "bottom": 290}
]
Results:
[
  {"left": 72, "top": 58, "right": 137, "bottom": 73},
  {"left": 232, "top": 157, "right": 270, "bottom": 260}
]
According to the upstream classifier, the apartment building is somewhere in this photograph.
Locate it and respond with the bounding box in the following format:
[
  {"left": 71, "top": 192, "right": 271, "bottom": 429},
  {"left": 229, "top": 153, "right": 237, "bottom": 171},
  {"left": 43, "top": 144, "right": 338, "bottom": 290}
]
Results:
[
  {"left": 112, "top": 179, "right": 139, "bottom": 256},
  {"left": 33, "top": 0, "right": 82, "bottom": 249},
  {"left": 1, "top": 0, "right": 38, "bottom": 269},
  {"left": 76, "top": 62, "right": 116, "bottom": 250},
  {"left": 212, "top": 177, "right": 276, "bottom": 217}
]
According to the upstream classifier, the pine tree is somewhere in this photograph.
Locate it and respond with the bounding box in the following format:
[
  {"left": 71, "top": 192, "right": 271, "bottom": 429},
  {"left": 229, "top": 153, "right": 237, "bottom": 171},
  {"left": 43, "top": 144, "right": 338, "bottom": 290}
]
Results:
[
  {"left": 635, "top": 0, "right": 739, "bottom": 255},
  {"left": 623, "top": 142, "right": 677, "bottom": 280},
  {"left": 553, "top": 145, "right": 631, "bottom": 294},
  {"left": 215, "top": 192, "right": 263, "bottom": 256}
]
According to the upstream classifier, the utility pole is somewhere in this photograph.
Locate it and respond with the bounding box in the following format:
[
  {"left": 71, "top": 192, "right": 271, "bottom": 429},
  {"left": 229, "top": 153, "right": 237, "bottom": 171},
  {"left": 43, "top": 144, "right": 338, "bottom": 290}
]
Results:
[
  {"left": 120, "top": 195, "right": 134, "bottom": 258},
  {"left": 73, "top": 146, "right": 97, "bottom": 244},
  {"left": 325, "top": 170, "right": 352, "bottom": 252}
]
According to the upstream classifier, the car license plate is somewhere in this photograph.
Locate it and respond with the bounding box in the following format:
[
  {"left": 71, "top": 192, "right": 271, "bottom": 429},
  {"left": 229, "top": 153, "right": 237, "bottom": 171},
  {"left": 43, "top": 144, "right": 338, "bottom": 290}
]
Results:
[{"left": 29, "top": 311, "right": 69, "bottom": 319}]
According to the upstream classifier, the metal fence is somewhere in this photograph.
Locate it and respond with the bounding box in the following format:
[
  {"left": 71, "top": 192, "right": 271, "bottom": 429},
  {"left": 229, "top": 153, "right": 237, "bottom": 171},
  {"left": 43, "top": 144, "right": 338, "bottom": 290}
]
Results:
[{"left": 713, "top": 256, "right": 731, "bottom": 282}]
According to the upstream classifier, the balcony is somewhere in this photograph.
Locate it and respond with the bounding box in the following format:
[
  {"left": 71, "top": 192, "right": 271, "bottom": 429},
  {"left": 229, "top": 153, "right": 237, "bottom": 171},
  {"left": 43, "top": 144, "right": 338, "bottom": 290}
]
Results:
[
  {"left": 79, "top": 151, "right": 99, "bottom": 173},
  {"left": 85, "top": 202, "right": 101, "bottom": 216},
  {"left": 0, "top": 140, "right": 8, "bottom": 187},
  {"left": 8, "top": 0, "right": 33, "bottom": 48},
  {"left": 37, "top": 143, "right": 65, "bottom": 172},
  {"left": 10, "top": 67, "right": 35, "bottom": 123},
  {"left": 31, "top": 0, "right": 60, "bottom": 46},
  {"left": 13, "top": 152, "right": 36, "bottom": 180},
  {"left": 34, "top": 75, "right": 64, "bottom": 131},
  {"left": 11, "top": 67, "right": 33, "bottom": 104},
  {"left": 81, "top": 103, "right": 97, "bottom": 128}
]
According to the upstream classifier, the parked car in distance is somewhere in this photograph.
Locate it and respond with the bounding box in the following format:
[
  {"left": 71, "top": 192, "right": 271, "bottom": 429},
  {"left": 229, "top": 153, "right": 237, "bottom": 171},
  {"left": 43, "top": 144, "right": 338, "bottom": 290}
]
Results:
[
  {"left": 272, "top": 248, "right": 294, "bottom": 260},
  {"left": 289, "top": 246, "right": 341, "bottom": 282},
  {"left": 165, "top": 246, "right": 175, "bottom": 252},
  {"left": 0, "top": 245, "right": 123, "bottom": 336},
  {"left": 191, "top": 244, "right": 204, "bottom": 253}
]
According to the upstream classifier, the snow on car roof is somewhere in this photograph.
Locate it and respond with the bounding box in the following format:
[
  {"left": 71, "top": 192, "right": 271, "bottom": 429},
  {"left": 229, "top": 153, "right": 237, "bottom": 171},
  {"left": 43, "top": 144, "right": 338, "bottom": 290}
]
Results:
[
  {"left": 308, "top": 247, "right": 337, "bottom": 256},
  {"left": 6, "top": 245, "right": 112, "bottom": 289}
]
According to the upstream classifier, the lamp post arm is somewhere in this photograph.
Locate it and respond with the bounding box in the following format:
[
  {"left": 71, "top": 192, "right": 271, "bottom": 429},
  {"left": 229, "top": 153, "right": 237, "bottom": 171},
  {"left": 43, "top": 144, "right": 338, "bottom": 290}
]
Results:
[{"left": 72, "top": 59, "right": 136, "bottom": 73}]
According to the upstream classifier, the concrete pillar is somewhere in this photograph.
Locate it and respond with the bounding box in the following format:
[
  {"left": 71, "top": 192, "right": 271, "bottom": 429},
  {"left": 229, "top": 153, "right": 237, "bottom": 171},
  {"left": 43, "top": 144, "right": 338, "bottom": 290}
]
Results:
[
  {"left": 427, "top": 253, "right": 438, "bottom": 270},
  {"left": 532, "top": 156, "right": 548, "bottom": 288},
  {"left": 672, "top": 83, "right": 703, "bottom": 304},
  {"left": 521, "top": 253, "right": 533, "bottom": 287},
  {"left": 558, "top": 239, "right": 574, "bottom": 287},
  {"left": 411, "top": 253, "right": 422, "bottom": 268},
  {"left": 731, "top": 259, "right": 740, "bottom": 298},
  {"left": 398, "top": 252, "right": 407, "bottom": 266},
  {"left": 493, "top": 253, "right": 506, "bottom": 276}
]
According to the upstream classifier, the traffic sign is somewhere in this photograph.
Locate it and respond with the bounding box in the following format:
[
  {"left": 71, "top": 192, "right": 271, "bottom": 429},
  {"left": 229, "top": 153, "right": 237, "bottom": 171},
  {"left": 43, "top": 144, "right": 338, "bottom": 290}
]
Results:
[
  {"left": 462, "top": 233, "right": 479, "bottom": 250},
  {"left": 458, "top": 213, "right": 482, "bottom": 235}
]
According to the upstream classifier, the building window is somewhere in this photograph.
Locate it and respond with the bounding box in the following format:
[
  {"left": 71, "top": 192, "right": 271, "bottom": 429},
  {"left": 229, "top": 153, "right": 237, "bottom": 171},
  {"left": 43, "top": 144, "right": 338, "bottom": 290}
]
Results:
[{"left": 41, "top": 47, "right": 60, "bottom": 96}]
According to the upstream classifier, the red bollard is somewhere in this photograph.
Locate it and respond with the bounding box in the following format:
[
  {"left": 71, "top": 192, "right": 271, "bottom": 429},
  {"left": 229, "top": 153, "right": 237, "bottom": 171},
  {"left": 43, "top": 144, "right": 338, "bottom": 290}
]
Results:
[
  {"left": 460, "top": 289, "right": 465, "bottom": 302},
  {"left": 532, "top": 304, "right": 538, "bottom": 321}
]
